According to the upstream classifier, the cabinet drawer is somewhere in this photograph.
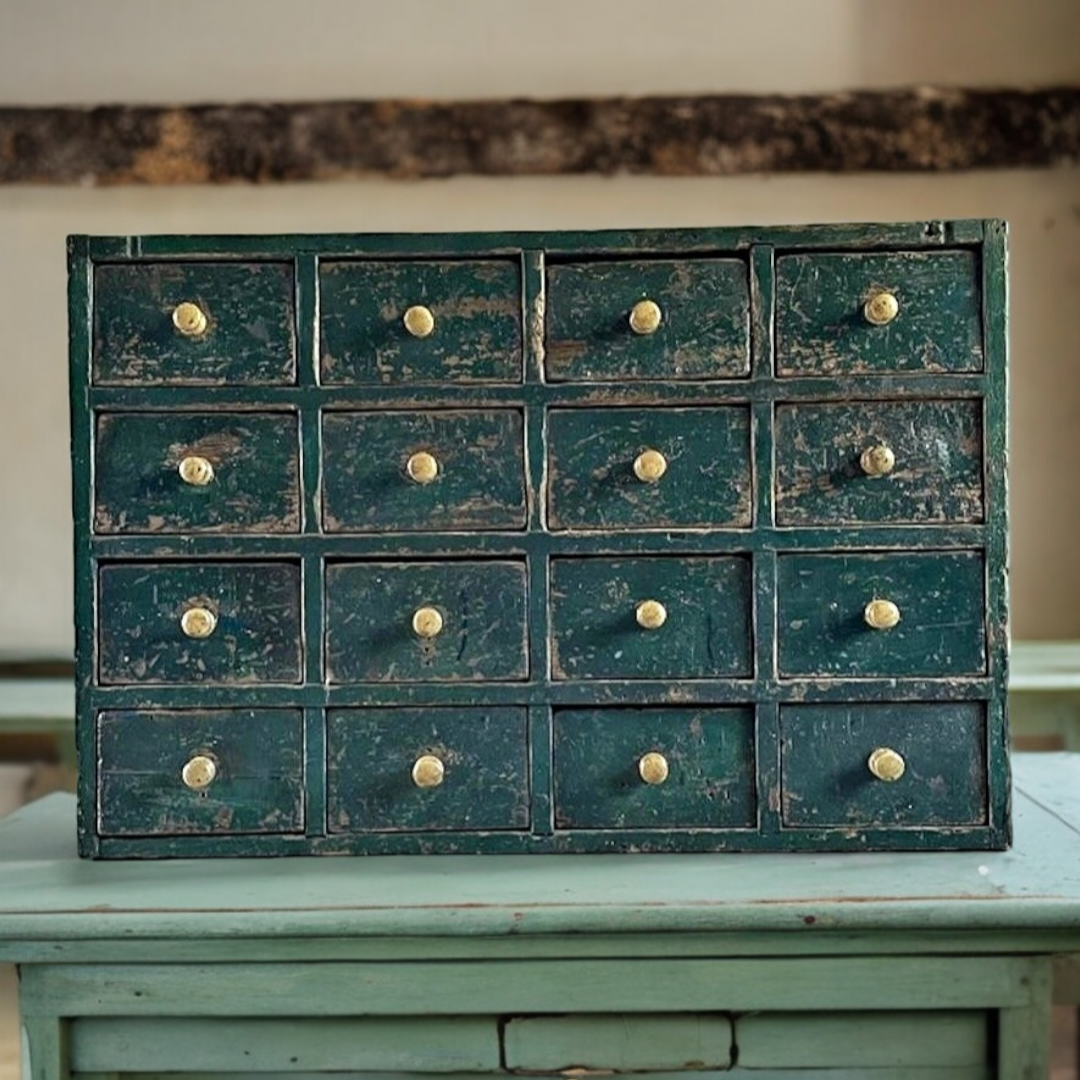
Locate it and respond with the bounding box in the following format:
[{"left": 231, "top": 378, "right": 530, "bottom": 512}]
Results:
[
  {"left": 547, "top": 406, "right": 752, "bottom": 531},
  {"left": 775, "top": 399, "right": 984, "bottom": 525},
  {"left": 319, "top": 259, "right": 522, "bottom": 385},
  {"left": 327, "top": 707, "right": 529, "bottom": 832},
  {"left": 777, "top": 551, "right": 986, "bottom": 678},
  {"left": 776, "top": 250, "right": 982, "bottom": 376},
  {"left": 97, "top": 562, "right": 302, "bottom": 685},
  {"left": 553, "top": 707, "right": 756, "bottom": 829},
  {"left": 94, "top": 411, "right": 300, "bottom": 535},
  {"left": 780, "top": 703, "right": 988, "bottom": 827},
  {"left": 546, "top": 258, "right": 749, "bottom": 381},
  {"left": 325, "top": 561, "right": 528, "bottom": 683},
  {"left": 93, "top": 262, "right": 296, "bottom": 385},
  {"left": 322, "top": 409, "right": 526, "bottom": 533},
  {"left": 97, "top": 709, "right": 304, "bottom": 837},
  {"left": 551, "top": 556, "right": 753, "bottom": 681}
]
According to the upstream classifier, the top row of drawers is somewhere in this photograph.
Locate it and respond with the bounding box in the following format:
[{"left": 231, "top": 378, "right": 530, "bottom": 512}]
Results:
[{"left": 90, "top": 251, "right": 984, "bottom": 386}]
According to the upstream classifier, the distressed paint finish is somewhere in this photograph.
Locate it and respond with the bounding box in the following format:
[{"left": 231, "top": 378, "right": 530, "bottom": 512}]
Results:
[
  {"left": 776, "top": 251, "right": 982, "bottom": 376},
  {"left": 553, "top": 707, "right": 755, "bottom": 829},
  {"left": 547, "top": 406, "right": 752, "bottom": 531},
  {"left": 327, "top": 707, "right": 529, "bottom": 832},
  {"left": 325, "top": 561, "right": 528, "bottom": 683},
  {"left": 320, "top": 259, "right": 522, "bottom": 384},
  {"left": 775, "top": 399, "right": 984, "bottom": 526},
  {"left": 93, "top": 261, "right": 296, "bottom": 385},
  {"left": 95, "top": 411, "right": 300, "bottom": 534},
  {"left": 550, "top": 557, "right": 753, "bottom": 681},
  {"left": 97, "top": 562, "right": 302, "bottom": 685},
  {"left": 546, "top": 259, "right": 749, "bottom": 381},
  {"left": 97, "top": 709, "right": 304, "bottom": 836},
  {"left": 321, "top": 409, "right": 526, "bottom": 533},
  {"left": 777, "top": 551, "right": 986, "bottom": 678},
  {"left": 780, "top": 702, "right": 988, "bottom": 827}
]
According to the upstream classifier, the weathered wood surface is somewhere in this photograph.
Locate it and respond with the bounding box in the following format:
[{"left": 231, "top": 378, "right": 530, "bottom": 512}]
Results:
[{"left": 6, "top": 88, "right": 1080, "bottom": 184}]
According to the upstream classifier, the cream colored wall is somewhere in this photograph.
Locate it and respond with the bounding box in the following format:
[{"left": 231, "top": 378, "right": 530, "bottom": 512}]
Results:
[{"left": 0, "top": 0, "right": 1077, "bottom": 652}]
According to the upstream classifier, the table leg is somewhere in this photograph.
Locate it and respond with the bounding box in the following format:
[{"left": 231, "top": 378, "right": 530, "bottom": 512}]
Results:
[
  {"left": 21, "top": 1014, "right": 68, "bottom": 1080},
  {"left": 998, "top": 956, "right": 1052, "bottom": 1079}
]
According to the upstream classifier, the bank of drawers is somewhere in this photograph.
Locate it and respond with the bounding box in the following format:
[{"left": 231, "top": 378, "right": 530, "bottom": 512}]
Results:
[{"left": 73, "top": 223, "right": 1008, "bottom": 856}]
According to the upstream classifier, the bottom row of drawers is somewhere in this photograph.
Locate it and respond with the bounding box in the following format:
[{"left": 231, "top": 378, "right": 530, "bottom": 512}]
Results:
[{"left": 95, "top": 704, "right": 989, "bottom": 838}]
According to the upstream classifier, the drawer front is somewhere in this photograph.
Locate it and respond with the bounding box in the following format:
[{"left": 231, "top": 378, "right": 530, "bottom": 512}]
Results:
[
  {"left": 551, "top": 557, "right": 753, "bottom": 681},
  {"left": 327, "top": 707, "right": 529, "bottom": 832},
  {"left": 547, "top": 406, "right": 752, "bottom": 531},
  {"left": 93, "top": 262, "right": 296, "bottom": 385},
  {"left": 553, "top": 707, "right": 756, "bottom": 829},
  {"left": 325, "top": 561, "right": 528, "bottom": 683},
  {"left": 97, "top": 709, "right": 304, "bottom": 836},
  {"left": 776, "top": 250, "right": 982, "bottom": 375},
  {"left": 94, "top": 412, "right": 300, "bottom": 535},
  {"left": 775, "top": 399, "right": 984, "bottom": 525},
  {"left": 780, "top": 703, "right": 988, "bottom": 827},
  {"left": 320, "top": 259, "right": 522, "bottom": 385},
  {"left": 322, "top": 410, "right": 526, "bottom": 533},
  {"left": 98, "top": 562, "right": 302, "bottom": 685},
  {"left": 777, "top": 551, "right": 986, "bottom": 678},
  {"left": 546, "top": 259, "right": 750, "bottom": 381}
]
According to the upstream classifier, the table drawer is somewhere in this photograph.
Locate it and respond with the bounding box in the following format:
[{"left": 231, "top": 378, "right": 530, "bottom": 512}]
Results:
[
  {"left": 553, "top": 707, "right": 756, "bottom": 829},
  {"left": 777, "top": 551, "right": 986, "bottom": 678},
  {"left": 94, "top": 411, "right": 300, "bottom": 535},
  {"left": 325, "top": 560, "right": 528, "bottom": 683},
  {"left": 322, "top": 409, "right": 526, "bottom": 533},
  {"left": 780, "top": 703, "right": 988, "bottom": 827},
  {"left": 776, "top": 250, "right": 982, "bottom": 376},
  {"left": 320, "top": 259, "right": 522, "bottom": 385},
  {"left": 775, "top": 399, "right": 984, "bottom": 526},
  {"left": 92, "top": 261, "right": 296, "bottom": 385},
  {"left": 546, "top": 258, "right": 749, "bottom": 381},
  {"left": 547, "top": 406, "right": 752, "bottom": 531},
  {"left": 327, "top": 707, "right": 529, "bottom": 832},
  {"left": 97, "top": 709, "right": 304, "bottom": 837},
  {"left": 97, "top": 561, "right": 302, "bottom": 685},
  {"left": 551, "top": 556, "right": 753, "bottom": 681}
]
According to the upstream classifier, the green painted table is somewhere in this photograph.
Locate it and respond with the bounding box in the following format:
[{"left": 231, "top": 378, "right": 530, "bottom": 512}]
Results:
[{"left": 2, "top": 754, "right": 1080, "bottom": 1079}]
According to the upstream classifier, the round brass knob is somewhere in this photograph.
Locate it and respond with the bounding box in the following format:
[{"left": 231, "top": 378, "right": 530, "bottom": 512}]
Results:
[
  {"left": 864, "top": 598, "right": 901, "bottom": 631},
  {"left": 182, "top": 754, "right": 217, "bottom": 791},
  {"left": 864, "top": 291, "right": 899, "bottom": 326},
  {"left": 406, "top": 451, "right": 439, "bottom": 485},
  {"left": 868, "top": 747, "right": 906, "bottom": 782},
  {"left": 172, "top": 301, "right": 208, "bottom": 337},
  {"left": 860, "top": 444, "right": 896, "bottom": 478},
  {"left": 180, "top": 606, "right": 218, "bottom": 640},
  {"left": 629, "top": 299, "right": 662, "bottom": 335},
  {"left": 412, "top": 754, "right": 445, "bottom": 788},
  {"left": 412, "top": 606, "right": 444, "bottom": 639},
  {"left": 638, "top": 751, "right": 670, "bottom": 786},
  {"left": 635, "top": 599, "right": 667, "bottom": 630},
  {"left": 633, "top": 449, "right": 667, "bottom": 483},
  {"left": 178, "top": 455, "right": 215, "bottom": 487},
  {"left": 403, "top": 305, "right": 436, "bottom": 338}
]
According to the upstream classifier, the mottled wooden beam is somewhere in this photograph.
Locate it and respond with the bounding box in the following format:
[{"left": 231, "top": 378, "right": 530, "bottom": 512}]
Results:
[{"left": 1, "top": 88, "right": 1078, "bottom": 184}]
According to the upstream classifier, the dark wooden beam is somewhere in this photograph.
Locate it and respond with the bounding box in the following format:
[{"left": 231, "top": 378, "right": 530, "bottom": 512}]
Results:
[{"left": 1, "top": 88, "right": 1078, "bottom": 185}]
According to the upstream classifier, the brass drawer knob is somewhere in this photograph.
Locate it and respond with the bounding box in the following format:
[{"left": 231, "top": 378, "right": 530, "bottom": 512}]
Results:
[
  {"left": 635, "top": 599, "right": 667, "bottom": 630},
  {"left": 412, "top": 606, "right": 444, "bottom": 639},
  {"left": 860, "top": 444, "right": 895, "bottom": 477},
  {"left": 178, "top": 455, "right": 215, "bottom": 487},
  {"left": 629, "top": 299, "right": 662, "bottom": 335},
  {"left": 172, "top": 301, "right": 208, "bottom": 337},
  {"left": 412, "top": 754, "right": 445, "bottom": 788},
  {"left": 182, "top": 754, "right": 217, "bottom": 790},
  {"left": 638, "top": 751, "right": 670, "bottom": 785},
  {"left": 864, "top": 598, "right": 901, "bottom": 630},
  {"left": 868, "top": 746, "right": 906, "bottom": 782},
  {"left": 403, "top": 304, "right": 436, "bottom": 338},
  {"left": 180, "top": 605, "right": 218, "bottom": 639},
  {"left": 633, "top": 448, "right": 668, "bottom": 483},
  {"left": 406, "top": 451, "right": 439, "bottom": 485},
  {"left": 864, "top": 291, "right": 899, "bottom": 326}
]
